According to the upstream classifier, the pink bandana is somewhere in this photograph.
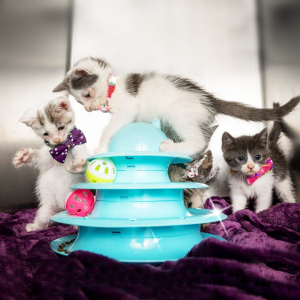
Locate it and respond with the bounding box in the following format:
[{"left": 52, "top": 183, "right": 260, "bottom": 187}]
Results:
[
  {"left": 97, "top": 72, "right": 117, "bottom": 113},
  {"left": 246, "top": 158, "right": 273, "bottom": 185}
]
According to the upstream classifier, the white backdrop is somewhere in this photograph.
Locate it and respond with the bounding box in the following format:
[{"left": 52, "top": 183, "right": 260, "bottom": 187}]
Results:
[{"left": 70, "top": 0, "right": 263, "bottom": 156}]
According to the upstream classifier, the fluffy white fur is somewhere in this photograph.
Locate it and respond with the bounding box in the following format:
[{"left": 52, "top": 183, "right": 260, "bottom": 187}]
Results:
[{"left": 13, "top": 96, "right": 89, "bottom": 231}]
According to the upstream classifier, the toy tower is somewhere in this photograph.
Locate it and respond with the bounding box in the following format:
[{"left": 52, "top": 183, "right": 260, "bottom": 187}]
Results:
[{"left": 50, "top": 120, "right": 226, "bottom": 263}]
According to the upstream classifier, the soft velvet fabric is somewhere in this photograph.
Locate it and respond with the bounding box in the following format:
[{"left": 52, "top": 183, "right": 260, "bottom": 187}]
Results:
[{"left": 1, "top": 200, "right": 300, "bottom": 300}]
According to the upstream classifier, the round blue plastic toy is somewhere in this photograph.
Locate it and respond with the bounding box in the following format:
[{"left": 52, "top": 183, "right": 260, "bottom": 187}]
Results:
[{"left": 50, "top": 119, "right": 226, "bottom": 263}]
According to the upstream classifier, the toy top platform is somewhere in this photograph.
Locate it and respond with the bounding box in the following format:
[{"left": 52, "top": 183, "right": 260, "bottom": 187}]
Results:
[{"left": 75, "top": 119, "right": 207, "bottom": 186}]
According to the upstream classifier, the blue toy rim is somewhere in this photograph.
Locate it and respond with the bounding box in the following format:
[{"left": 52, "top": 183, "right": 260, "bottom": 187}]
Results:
[
  {"left": 87, "top": 152, "right": 192, "bottom": 163},
  {"left": 71, "top": 182, "right": 209, "bottom": 190},
  {"left": 50, "top": 232, "right": 226, "bottom": 262},
  {"left": 51, "top": 208, "right": 226, "bottom": 228}
]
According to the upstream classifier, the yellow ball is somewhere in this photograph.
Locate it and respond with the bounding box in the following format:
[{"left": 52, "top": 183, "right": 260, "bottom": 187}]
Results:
[{"left": 86, "top": 158, "right": 117, "bottom": 183}]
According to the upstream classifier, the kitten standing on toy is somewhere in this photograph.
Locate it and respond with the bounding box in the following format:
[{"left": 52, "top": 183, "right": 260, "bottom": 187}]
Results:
[
  {"left": 222, "top": 120, "right": 295, "bottom": 213},
  {"left": 13, "top": 96, "right": 89, "bottom": 231},
  {"left": 53, "top": 57, "right": 300, "bottom": 157}
]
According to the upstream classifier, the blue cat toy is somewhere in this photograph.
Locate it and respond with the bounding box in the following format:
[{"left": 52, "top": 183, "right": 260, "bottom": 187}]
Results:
[{"left": 50, "top": 119, "right": 226, "bottom": 263}]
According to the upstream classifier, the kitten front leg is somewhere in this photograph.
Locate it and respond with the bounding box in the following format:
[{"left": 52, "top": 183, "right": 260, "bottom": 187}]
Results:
[
  {"left": 26, "top": 203, "right": 54, "bottom": 232},
  {"left": 65, "top": 144, "right": 89, "bottom": 174},
  {"left": 230, "top": 189, "right": 248, "bottom": 213},
  {"left": 13, "top": 148, "right": 36, "bottom": 168},
  {"left": 94, "top": 112, "right": 136, "bottom": 154},
  {"left": 255, "top": 187, "right": 273, "bottom": 213}
]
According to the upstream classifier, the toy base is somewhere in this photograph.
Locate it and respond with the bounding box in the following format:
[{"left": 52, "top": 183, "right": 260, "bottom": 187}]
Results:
[{"left": 50, "top": 228, "right": 225, "bottom": 263}]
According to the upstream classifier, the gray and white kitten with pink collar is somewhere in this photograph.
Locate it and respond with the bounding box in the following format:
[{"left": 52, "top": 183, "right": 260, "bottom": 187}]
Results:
[
  {"left": 13, "top": 96, "right": 89, "bottom": 231},
  {"left": 52, "top": 57, "right": 300, "bottom": 157},
  {"left": 222, "top": 122, "right": 295, "bottom": 213}
]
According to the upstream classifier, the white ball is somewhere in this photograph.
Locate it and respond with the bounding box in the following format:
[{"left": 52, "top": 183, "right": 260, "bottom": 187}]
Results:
[{"left": 86, "top": 158, "right": 116, "bottom": 183}]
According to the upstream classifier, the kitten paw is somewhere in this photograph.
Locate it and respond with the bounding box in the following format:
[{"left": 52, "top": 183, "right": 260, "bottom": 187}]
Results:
[
  {"left": 13, "top": 148, "right": 35, "bottom": 168},
  {"left": 65, "top": 159, "right": 87, "bottom": 174},
  {"left": 94, "top": 147, "right": 108, "bottom": 155},
  {"left": 160, "top": 139, "right": 176, "bottom": 152},
  {"left": 26, "top": 222, "right": 43, "bottom": 232}
]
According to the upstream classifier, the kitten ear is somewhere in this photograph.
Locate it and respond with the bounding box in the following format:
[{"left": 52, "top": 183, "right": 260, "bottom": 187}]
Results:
[
  {"left": 19, "top": 109, "right": 40, "bottom": 128},
  {"left": 73, "top": 68, "right": 92, "bottom": 77},
  {"left": 256, "top": 127, "right": 268, "bottom": 146},
  {"left": 222, "top": 132, "right": 236, "bottom": 151},
  {"left": 201, "top": 150, "right": 213, "bottom": 169},
  {"left": 53, "top": 77, "right": 70, "bottom": 92},
  {"left": 53, "top": 97, "right": 71, "bottom": 112}
]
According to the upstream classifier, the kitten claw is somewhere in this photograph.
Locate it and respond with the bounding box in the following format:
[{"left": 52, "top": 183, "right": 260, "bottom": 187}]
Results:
[
  {"left": 13, "top": 148, "right": 35, "bottom": 168},
  {"left": 65, "top": 159, "right": 87, "bottom": 174}
]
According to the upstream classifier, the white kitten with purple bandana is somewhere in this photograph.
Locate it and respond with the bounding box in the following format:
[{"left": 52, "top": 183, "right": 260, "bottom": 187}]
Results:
[{"left": 13, "top": 96, "right": 89, "bottom": 231}]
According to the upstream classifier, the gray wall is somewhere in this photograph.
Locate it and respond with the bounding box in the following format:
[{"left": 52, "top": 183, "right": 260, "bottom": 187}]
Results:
[
  {"left": 2, "top": 0, "right": 299, "bottom": 211},
  {"left": 259, "top": 0, "right": 300, "bottom": 200},
  {"left": 0, "top": 0, "right": 70, "bottom": 212}
]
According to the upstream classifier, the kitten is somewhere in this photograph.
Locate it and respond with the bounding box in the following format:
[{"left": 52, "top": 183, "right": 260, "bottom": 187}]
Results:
[
  {"left": 13, "top": 96, "right": 89, "bottom": 231},
  {"left": 169, "top": 150, "right": 214, "bottom": 208},
  {"left": 52, "top": 57, "right": 300, "bottom": 157},
  {"left": 222, "top": 123, "right": 296, "bottom": 213}
]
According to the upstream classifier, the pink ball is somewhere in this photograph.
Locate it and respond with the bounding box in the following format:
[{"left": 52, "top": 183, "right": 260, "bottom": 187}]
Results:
[{"left": 66, "top": 189, "right": 95, "bottom": 217}]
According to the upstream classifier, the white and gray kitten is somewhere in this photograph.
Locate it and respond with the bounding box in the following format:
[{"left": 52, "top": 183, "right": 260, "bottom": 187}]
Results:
[
  {"left": 13, "top": 96, "right": 89, "bottom": 231},
  {"left": 222, "top": 123, "right": 295, "bottom": 213},
  {"left": 169, "top": 150, "right": 213, "bottom": 208},
  {"left": 52, "top": 57, "right": 300, "bottom": 157}
]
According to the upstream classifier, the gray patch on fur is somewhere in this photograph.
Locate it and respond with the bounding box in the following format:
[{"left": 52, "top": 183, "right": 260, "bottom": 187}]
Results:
[
  {"left": 165, "top": 75, "right": 211, "bottom": 95},
  {"left": 125, "top": 72, "right": 154, "bottom": 96},
  {"left": 161, "top": 120, "right": 182, "bottom": 143},
  {"left": 90, "top": 57, "right": 109, "bottom": 69},
  {"left": 44, "top": 103, "right": 71, "bottom": 126},
  {"left": 37, "top": 110, "right": 45, "bottom": 126},
  {"left": 209, "top": 96, "right": 300, "bottom": 122},
  {"left": 70, "top": 73, "right": 99, "bottom": 90}
]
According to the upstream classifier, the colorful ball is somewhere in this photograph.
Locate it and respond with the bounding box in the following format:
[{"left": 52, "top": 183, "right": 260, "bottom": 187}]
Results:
[
  {"left": 86, "top": 158, "right": 117, "bottom": 183},
  {"left": 66, "top": 189, "right": 95, "bottom": 217}
]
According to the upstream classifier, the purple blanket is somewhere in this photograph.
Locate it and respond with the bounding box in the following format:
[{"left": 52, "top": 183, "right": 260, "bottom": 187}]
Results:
[{"left": 1, "top": 199, "right": 300, "bottom": 300}]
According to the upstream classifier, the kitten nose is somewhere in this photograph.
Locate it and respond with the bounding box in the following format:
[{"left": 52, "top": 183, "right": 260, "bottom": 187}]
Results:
[
  {"left": 247, "top": 163, "right": 254, "bottom": 170},
  {"left": 53, "top": 137, "right": 60, "bottom": 143},
  {"left": 84, "top": 106, "right": 92, "bottom": 112}
]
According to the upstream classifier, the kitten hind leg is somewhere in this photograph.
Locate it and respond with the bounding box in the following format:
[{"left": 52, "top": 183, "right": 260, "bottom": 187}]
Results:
[
  {"left": 160, "top": 116, "right": 207, "bottom": 156},
  {"left": 275, "top": 177, "right": 296, "bottom": 203}
]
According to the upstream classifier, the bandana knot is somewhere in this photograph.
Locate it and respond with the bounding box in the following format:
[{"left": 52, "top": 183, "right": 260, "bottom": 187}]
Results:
[{"left": 45, "top": 127, "right": 87, "bottom": 164}]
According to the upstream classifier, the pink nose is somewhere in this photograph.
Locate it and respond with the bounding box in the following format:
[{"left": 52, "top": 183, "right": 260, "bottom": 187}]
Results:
[
  {"left": 53, "top": 137, "right": 60, "bottom": 143},
  {"left": 247, "top": 163, "right": 254, "bottom": 170}
]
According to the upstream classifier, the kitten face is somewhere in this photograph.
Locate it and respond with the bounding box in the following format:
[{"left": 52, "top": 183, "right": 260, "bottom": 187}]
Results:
[
  {"left": 53, "top": 57, "right": 110, "bottom": 112},
  {"left": 222, "top": 128, "right": 269, "bottom": 175},
  {"left": 19, "top": 96, "right": 75, "bottom": 145}
]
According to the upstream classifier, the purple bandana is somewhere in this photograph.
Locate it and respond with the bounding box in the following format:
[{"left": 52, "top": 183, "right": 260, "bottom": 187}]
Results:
[{"left": 45, "top": 127, "right": 87, "bottom": 163}]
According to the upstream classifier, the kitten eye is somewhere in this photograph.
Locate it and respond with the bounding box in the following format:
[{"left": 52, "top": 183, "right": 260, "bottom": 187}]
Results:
[
  {"left": 84, "top": 93, "right": 91, "bottom": 98},
  {"left": 254, "top": 155, "right": 261, "bottom": 160},
  {"left": 43, "top": 132, "right": 49, "bottom": 136},
  {"left": 58, "top": 126, "right": 65, "bottom": 131},
  {"left": 238, "top": 156, "right": 245, "bottom": 161}
]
